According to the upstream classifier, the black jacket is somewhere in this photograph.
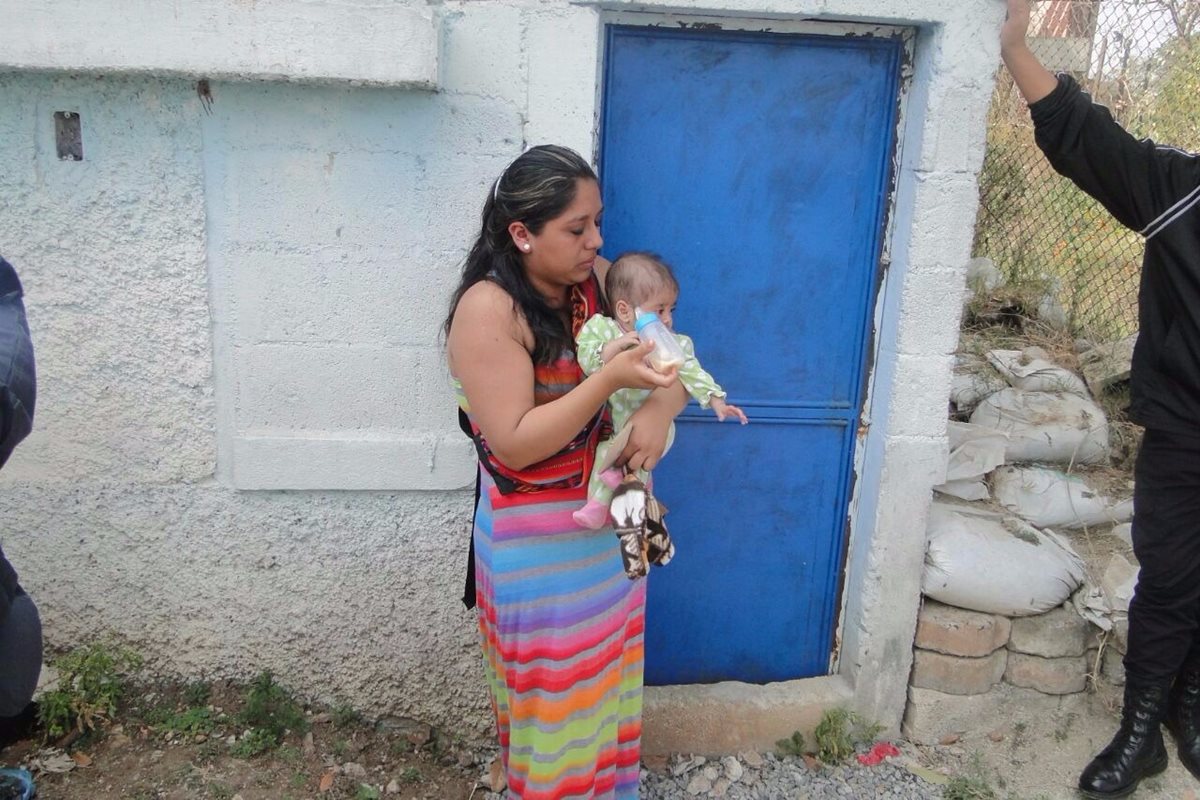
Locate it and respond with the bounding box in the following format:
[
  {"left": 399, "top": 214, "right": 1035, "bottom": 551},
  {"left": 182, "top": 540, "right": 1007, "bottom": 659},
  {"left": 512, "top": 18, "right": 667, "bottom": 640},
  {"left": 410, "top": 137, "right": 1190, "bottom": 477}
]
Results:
[
  {"left": 1031, "top": 75, "right": 1200, "bottom": 436},
  {"left": 0, "top": 257, "right": 35, "bottom": 623},
  {"left": 0, "top": 543, "right": 21, "bottom": 623}
]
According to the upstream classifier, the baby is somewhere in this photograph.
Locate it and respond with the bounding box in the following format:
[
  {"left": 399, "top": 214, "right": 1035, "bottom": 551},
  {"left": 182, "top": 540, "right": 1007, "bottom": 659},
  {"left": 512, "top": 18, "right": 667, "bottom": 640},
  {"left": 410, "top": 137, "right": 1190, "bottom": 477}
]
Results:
[{"left": 574, "top": 251, "right": 747, "bottom": 574}]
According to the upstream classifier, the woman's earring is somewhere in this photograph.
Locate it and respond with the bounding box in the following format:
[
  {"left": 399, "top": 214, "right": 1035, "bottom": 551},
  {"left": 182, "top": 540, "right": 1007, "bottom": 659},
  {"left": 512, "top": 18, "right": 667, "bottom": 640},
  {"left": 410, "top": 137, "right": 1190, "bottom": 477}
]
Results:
[{"left": 523, "top": 244, "right": 531, "bottom": 252}]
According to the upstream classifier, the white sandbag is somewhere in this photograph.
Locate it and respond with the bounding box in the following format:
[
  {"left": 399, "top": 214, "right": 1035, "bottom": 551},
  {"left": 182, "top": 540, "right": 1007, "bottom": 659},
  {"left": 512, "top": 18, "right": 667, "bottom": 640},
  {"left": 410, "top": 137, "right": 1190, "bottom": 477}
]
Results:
[
  {"left": 944, "top": 421, "right": 1008, "bottom": 481},
  {"left": 934, "top": 478, "right": 990, "bottom": 501},
  {"left": 933, "top": 422, "right": 1008, "bottom": 500},
  {"left": 923, "top": 501, "right": 1086, "bottom": 616},
  {"left": 969, "top": 388, "right": 1109, "bottom": 465},
  {"left": 986, "top": 349, "right": 1090, "bottom": 398},
  {"left": 950, "top": 354, "right": 1007, "bottom": 416},
  {"left": 1101, "top": 553, "right": 1138, "bottom": 613},
  {"left": 992, "top": 465, "right": 1134, "bottom": 529}
]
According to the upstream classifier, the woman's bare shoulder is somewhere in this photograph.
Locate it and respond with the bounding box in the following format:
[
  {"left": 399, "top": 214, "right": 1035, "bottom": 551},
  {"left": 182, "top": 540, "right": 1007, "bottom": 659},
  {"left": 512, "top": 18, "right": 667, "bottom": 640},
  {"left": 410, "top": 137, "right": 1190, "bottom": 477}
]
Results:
[{"left": 450, "top": 280, "right": 530, "bottom": 350}]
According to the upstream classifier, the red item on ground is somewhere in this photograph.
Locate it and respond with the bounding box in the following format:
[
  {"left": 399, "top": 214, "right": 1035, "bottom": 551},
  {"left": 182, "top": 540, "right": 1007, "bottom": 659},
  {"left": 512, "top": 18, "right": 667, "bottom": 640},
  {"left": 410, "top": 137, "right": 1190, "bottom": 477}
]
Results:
[{"left": 856, "top": 742, "right": 901, "bottom": 766}]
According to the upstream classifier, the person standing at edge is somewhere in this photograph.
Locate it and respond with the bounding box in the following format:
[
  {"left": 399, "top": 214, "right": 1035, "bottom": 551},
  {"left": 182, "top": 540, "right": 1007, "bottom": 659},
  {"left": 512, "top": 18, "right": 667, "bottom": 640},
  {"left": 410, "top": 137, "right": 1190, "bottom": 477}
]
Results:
[
  {"left": 0, "top": 255, "right": 40, "bottom": 749},
  {"left": 1001, "top": 1, "right": 1200, "bottom": 796},
  {"left": 445, "top": 145, "right": 686, "bottom": 799}
]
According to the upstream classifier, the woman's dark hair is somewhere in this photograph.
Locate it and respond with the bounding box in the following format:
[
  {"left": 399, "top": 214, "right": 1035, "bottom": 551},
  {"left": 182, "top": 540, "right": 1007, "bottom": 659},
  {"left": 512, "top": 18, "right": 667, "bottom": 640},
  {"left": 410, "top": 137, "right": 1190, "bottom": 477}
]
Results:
[{"left": 444, "top": 145, "right": 598, "bottom": 365}]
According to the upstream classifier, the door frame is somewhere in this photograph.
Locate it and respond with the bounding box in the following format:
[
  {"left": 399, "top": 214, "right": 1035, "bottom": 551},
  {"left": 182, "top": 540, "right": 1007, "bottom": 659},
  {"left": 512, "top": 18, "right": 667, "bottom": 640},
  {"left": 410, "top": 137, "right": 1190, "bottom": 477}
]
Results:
[{"left": 594, "top": 9, "right": 916, "bottom": 678}]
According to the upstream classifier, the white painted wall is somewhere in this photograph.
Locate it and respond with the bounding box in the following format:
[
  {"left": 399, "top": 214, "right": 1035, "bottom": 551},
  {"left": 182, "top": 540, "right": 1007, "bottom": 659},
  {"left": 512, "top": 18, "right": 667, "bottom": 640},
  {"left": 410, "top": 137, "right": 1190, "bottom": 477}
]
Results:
[{"left": 0, "top": 0, "right": 1002, "bottom": 744}]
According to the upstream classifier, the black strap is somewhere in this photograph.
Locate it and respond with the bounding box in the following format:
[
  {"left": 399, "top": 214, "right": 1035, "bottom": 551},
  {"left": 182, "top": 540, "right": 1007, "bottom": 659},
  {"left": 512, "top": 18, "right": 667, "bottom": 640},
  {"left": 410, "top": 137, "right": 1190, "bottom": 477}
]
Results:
[{"left": 459, "top": 407, "right": 480, "bottom": 610}]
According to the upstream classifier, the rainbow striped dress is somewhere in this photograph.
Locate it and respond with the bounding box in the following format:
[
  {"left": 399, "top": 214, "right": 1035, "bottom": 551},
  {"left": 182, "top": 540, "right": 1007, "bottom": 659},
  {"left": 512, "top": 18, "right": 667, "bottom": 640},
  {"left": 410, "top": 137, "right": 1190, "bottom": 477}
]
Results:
[{"left": 456, "top": 277, "right": 645, "bottom": 799}]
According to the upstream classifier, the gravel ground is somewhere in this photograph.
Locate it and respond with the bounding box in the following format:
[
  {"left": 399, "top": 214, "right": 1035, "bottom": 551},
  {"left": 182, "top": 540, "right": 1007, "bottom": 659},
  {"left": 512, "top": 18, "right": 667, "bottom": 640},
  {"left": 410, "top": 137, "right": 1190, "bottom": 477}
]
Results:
[
  {"left": 638, "top": 751, "right": 945, "bottom": 799},
  {"left": 480, "top": 747, "right": 950, "bottom": 800}
]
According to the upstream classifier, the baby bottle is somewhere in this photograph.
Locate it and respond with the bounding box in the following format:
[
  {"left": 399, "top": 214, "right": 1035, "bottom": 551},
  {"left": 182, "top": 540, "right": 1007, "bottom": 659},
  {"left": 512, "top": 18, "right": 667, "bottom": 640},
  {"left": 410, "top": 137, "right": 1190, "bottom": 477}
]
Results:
[{"left": 634, "top": 307, "right": 686, "bottom": 373}]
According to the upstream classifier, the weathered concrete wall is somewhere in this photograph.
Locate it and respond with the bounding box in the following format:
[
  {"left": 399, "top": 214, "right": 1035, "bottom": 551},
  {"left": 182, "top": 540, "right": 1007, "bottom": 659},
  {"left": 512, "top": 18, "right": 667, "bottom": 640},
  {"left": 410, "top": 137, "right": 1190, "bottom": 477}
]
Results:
[
  {"left": 0, "top": 0, "right": 1003, "bottom": 745},
  {"left": 0, "top": 68, "right": 494, "bottom": 731},
  {"left": 1, "top": 0, "right": 438, "bottom": 87}
]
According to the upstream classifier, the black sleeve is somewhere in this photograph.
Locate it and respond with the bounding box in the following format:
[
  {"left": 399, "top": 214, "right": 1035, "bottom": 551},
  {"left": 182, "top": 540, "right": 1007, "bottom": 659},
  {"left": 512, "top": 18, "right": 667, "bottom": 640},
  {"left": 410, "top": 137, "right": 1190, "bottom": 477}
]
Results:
[
  {"left": 1030, "top": 74, "right": 1200, "bottom": 234},
  {"left": 0, "top": 544, "right": 18, "bottom": 623},
  {"left": 0, "top": 258, "right": 35, "bottom": 471}
]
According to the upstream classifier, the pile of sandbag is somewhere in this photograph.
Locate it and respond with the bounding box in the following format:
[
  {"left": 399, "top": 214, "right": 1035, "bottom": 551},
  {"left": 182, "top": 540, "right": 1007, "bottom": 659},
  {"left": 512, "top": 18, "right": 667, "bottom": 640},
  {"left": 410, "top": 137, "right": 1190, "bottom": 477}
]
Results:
[
  {"left": 941, "top": 346, "right": 1130, "bottom": 527},
  {"left": 925, "top": 336, "right": 1135, "bottom": 618}
]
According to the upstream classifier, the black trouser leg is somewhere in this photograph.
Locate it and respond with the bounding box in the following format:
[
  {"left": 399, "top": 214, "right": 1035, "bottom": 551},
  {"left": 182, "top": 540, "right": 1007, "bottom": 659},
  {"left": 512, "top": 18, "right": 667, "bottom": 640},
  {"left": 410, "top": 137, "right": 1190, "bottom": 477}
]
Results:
[
  {"left": 1079, "top": 429, "right": 1200, "bottom": 797},
  {"left": 1124, "top": 429, "right": 1200, "bottom": 682}
]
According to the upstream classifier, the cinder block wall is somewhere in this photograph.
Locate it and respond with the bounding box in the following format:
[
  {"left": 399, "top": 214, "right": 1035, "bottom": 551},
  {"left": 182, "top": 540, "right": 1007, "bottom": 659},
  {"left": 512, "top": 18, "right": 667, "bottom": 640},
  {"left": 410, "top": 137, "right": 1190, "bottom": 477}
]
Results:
[{"left": 0, "top": 0, "right": 1004, "bottom": 742}]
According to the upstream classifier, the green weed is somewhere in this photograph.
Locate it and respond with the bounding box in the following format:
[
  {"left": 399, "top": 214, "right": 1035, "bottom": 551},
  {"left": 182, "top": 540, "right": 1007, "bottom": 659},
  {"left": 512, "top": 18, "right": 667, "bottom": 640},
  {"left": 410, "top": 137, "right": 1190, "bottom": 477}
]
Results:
[
  {"left": 230, "top": 671, "right": 308, "bottom": 755},
  {"left": 38, "top": 642, "right": 142, "bottom": 739},
  {"left": 230, "top": 727, "right": 279, "bottom": 758},
  {"left": 812, "top": 708, "right": 883, "bottom": 765},
  {"left": 774, "top": 730, "right": 806, "bottom": 757}
]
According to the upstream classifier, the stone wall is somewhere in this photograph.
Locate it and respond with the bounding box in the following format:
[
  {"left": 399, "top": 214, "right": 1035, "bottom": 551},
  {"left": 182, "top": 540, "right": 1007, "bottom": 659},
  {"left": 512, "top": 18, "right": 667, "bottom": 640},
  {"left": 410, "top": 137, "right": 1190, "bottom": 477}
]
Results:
[{"left": 903, "top": 599, "right": 1122, "bottom": 744}]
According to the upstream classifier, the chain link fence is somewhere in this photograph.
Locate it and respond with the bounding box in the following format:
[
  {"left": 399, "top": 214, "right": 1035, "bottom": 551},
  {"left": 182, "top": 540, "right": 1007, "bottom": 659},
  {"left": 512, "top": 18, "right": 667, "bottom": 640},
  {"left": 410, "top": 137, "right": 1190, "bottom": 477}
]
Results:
[{"left": 973, "top": 0, "right": 1200, "bottom": 341}]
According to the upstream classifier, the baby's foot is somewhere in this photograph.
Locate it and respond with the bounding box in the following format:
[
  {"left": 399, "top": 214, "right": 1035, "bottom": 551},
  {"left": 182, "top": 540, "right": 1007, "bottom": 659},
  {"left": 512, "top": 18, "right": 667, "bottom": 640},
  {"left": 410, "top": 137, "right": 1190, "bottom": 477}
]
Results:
[
  {"left": 598, "top": 468, "right": 623, "bottom": 490},
  {"left": 573, "top": 500, "right": 611, "bottom": 530}
]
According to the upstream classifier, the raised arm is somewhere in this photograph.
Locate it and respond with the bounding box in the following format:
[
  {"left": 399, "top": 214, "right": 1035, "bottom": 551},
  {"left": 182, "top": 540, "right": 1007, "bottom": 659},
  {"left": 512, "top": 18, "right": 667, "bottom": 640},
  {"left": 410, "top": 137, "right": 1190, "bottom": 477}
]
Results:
[
  {"left": 449, "top": 281, "right": 673, "bottom": 470},
  {"left": 999, "top": 0, "right": 1057, "bottom": 104}
]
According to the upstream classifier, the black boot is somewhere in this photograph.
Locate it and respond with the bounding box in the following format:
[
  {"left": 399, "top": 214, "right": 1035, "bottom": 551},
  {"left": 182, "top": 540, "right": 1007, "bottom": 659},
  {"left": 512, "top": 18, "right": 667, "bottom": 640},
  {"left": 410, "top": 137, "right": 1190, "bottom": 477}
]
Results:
[
  {"left": 1079, "top": 677, "right": 1170, "bottom": 799},
  {"left": 1166, "top": 655, "right": 1200, "bottom": 780}
]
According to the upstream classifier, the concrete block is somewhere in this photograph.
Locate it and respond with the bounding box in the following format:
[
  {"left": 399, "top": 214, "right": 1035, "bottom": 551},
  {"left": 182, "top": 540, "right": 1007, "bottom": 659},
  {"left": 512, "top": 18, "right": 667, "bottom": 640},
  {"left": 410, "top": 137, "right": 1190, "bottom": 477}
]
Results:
[
  {"left": 914, "top": 599, "right": 1011, "bottom": 657},
  {"left": 231, "top": 247, "right": 456, "bottom": 348},
  {"left": 876, "top": 351, "right": 954, "bottom": 439},
  {"left": 215, "top": 149, "right": 427, "bottom": 248},
  {"left": 235, "top": 344, "right": 450, "bottom": 433},
  {"left": 892, "top": 266, "right": 968, "bottom": 357},
  {"left": 1, "top": 0, "right": 439, "bottom": 87},
  {"left": 643, "top": 676, "right": 853, "bottom": 756},
  {"left": 916, "top": 84, "right": 991, "bottom": 175},
  {"left": 232, "top": 431, "right": 476, "bottom": 491},
  {"left": 442, "top": 4, "right": 524, "bottom": 106},
  {"left": 910, "top": 648, "right": 1007, "bottom": 696},
  {"left": 1004, "top": 651, "right": 1088, "bottom": 695},
  {"left": 1102, "top": 647, "right": 1126, "bottom": 687},
  {"left": 524, "top": 6, "right": 600, "bottom": 156},
  {"left": 1009, "top": 604, "right": 1092, "bottom": 658},
  {"left": 903, "top": 683, "right": 1088, "bottom": 746},
  {"left": 901, "top": 173, "right": 982, "bottom": 276}
]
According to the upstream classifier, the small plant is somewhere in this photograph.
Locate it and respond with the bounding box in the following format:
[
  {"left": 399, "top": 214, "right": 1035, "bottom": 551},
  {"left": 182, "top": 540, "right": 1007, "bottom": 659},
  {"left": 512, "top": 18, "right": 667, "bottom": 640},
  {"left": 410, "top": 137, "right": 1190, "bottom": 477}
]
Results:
[
  {"left": 355, "top": 785, "right": 381, "bottom": 800},
  {"left": 276, "top": 744, "right": 303, "bottom": 764},
  {"left": 812, "top": 708, "right": 883, "bottom": 765},
  {"left": 183, "top": 681, "right": 212, "bottom": 707},
  {"left": 774, "top": 730, "right": 806, "bottom": 757},
  {"left": 400, "top": 766, "right": 422, "bottom": 784},
  {"left": 161, "top": 706, "right": 216, "bottom": 737},
  {"left": 233, "top": 671, "right": 308, "bottom": 753},
  {"left": 945, "top": 752, "right": 998, "bottom": 800},
  {"left": 205, "top": 782, "right": 234, "bottom": 800},
  {"left": 230, "top": 727, "right": 279, "bottom": 758},
  {"left": 332, "top": 737, "right": 350, "bottom": 758},
  {"left": 333, "top": 703, "right": 363, "bottom": 729},
  {"left": 38, "top": 642, "right": 142, "bottom": 739}
]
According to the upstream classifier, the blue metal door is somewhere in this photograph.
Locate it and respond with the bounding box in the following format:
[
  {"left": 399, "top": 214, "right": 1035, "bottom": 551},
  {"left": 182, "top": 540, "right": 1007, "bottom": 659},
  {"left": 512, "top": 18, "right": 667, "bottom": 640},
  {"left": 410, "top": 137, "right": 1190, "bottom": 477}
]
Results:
[{"left": 599, "top": 25, "right": 901, "bottom": 684}]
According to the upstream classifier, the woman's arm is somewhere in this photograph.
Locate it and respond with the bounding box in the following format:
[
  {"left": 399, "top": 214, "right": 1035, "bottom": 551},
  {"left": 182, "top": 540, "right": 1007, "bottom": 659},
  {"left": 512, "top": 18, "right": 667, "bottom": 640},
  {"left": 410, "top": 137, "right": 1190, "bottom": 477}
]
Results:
[
  {"left": 450, "top": 281, "right": 674, "bottom": 470},
  {"left": 615, "top": 381, "right": 689, "bottom": 472}
]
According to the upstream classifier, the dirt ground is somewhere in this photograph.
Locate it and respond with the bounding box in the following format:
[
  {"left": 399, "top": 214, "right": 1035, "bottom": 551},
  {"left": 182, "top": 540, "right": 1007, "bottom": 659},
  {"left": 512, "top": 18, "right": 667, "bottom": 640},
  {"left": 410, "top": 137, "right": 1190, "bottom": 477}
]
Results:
[
  {"left": 5, "top": 670, "right": 1200, "bottom": 800},
  {"left": 0, "top": 680, "right": 484, "bottom": 800}
]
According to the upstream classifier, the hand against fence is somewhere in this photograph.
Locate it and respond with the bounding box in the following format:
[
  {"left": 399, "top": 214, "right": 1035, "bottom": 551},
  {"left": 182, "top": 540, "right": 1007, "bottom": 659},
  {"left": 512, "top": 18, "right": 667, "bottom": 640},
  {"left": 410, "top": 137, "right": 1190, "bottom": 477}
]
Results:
[{"left": 1000, "top": 0, "right": 1032, "bottom": 54}]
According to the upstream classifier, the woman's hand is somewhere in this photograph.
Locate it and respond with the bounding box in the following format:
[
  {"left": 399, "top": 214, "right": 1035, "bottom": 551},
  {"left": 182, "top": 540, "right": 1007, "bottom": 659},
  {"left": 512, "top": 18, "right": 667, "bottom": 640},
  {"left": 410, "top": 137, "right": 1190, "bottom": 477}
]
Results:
[
  {"left": 602, "top": 339, "right": 679, "bottom": 392},
  {"left": 1000, "top": 0, "right": 1032, "bottom": 56},
  {"left": 614, "top": 379, "right": 689, "bottom": 472}
]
